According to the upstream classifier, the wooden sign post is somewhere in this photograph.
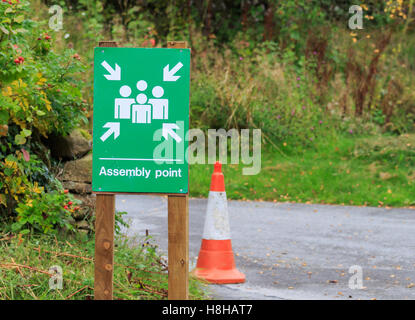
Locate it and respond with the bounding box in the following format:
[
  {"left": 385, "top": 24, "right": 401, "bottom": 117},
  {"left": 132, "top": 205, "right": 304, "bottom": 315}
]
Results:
[
  {"left": 94, "top": 41, "right": 117, "bottom": 301},
  {"left": 167, "top": 40, "right": 189, "bottom": 300},
  {"left": 93, "top": 41, "right": 189, "bottom": 300}
]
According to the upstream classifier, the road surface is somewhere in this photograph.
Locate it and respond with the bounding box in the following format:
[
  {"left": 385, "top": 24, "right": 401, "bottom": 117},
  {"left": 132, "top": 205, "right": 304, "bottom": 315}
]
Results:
[{"left": 116, "top": 194, "right": 415, "bottom": 300}]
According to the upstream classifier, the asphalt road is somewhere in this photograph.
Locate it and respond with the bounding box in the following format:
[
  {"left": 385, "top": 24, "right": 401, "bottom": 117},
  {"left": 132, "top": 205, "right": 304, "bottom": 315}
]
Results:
[{"left": 116, "top": 194, "right": 415, "bottom": 300}]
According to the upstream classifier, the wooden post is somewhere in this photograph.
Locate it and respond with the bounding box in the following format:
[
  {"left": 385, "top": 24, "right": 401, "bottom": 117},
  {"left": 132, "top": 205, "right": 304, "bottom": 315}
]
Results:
[
  {"left": 94, "top": 41, "right": 117, "bottom": 300},
  {"left": 167, "top": 40, "right": 189, "bottom": 300},
  {"left": 168, "top": 194, "right": 189, "bottom": 300}
]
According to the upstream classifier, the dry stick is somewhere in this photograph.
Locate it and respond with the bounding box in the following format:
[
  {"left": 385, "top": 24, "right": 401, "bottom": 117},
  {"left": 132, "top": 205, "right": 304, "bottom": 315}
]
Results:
[
  {"left": 119, "top": 263, "right": 166, "bottom": 275},
  {"left": 126, "top": 272, "right": 166, "bottom": 285},
  {"left": 0, "top": 263, "right": 53, "bottom": 276},
  {"left": 17, "top": 284, "right": 39, "bottom": 288},
  {"left": 32, "top": 247, "right": 166, "bottom": 276},
  {"left": 34, "top": 247, "right": 165, "bottom": 275},
  {"left": 65, "top": 285, "right": 90, "bottom": 300},
  {"left": 32, "top": 247, "right": 93, "bottom": 261},
  {"left": 117, "top": 277, "right": 167, "bottom": 298},
  {"left": 2, "top": 261, "right": 84, "bottom": 287},
  {"left": 11, "top": 258, "right": 25, "bottom": 279}
]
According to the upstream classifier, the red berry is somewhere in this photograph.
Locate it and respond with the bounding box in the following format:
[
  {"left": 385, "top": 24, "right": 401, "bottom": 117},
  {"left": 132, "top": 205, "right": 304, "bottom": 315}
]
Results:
[
  {"left": 18, "top": 56, "right": 24, "bottom": 62},
  {"left": 37, "top": 37, "right": 41, "bottom": 40},
  {"left": 64, "top": 205, "right": 68, "bottom": 209},
  {"left": 74, "top": 206, "right": 80, "bottom": 211},
  {"left": 64, "top": 189, "right": 69, "bottom": 194},
  {"left": 68, "top": 201, "right": 73, "bottom": 205},
  {"left": 14, "top": 58, "right": 20, "bottom": 64}
]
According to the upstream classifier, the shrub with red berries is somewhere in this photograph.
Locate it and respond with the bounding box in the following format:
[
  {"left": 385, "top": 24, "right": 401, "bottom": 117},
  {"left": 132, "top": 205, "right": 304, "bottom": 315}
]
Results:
[
  {"left": 14, "top": 56, "right": 24, "bottom": 64},
  {"left": 1, "top": 0, "right": 87, "bottom": 234}
]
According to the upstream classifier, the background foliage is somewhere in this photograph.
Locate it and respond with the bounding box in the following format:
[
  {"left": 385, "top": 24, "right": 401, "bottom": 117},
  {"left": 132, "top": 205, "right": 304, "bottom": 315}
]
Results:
[
  {"left": 0, "top": 0, "right": 86, "bottom": 232},
  {"left": 1, "top": 0, "right": 415, "bottom": 234}
]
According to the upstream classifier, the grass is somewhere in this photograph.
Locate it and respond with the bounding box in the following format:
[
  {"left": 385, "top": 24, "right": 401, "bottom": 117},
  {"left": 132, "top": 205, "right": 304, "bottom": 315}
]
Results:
[
  {"left": 189, "top": 133, "right": 415, "bottom": 208},
  {"left": 0, "top": 231, "right": 209, "bottom": 300}
]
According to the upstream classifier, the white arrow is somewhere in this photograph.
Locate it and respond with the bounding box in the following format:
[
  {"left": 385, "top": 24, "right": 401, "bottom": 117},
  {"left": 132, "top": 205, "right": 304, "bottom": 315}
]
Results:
[
  {"left": 100, "top": 122, "right": 120, "bottom": 142},
  {"left": 101, "top": 61, "right": 121, "bottom": 80},
  {"left": 163, "top": 62, "right": 183, "bottom": 81},
  {"left": 162, "top": 123, "right": 182, "bottom": 143}
]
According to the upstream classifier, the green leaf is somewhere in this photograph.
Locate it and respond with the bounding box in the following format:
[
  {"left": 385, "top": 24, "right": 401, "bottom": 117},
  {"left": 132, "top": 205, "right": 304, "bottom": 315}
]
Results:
[
  {"left": 36, "top": 110, "right": 46, "bottom": 116},
  {"left": 0, "top": 109, "right": 9, "bottom": 124},
  {"left": 0, "top": 25, "right": 9, "bottom": 35},
  {"left": 15, "top": 28, "right": 27, "bottom": 33},
  {"left": 4, "top": 8, "right": 13, "bottom": 14},
  {"left": 20, "top": 229, "right": 30, "bottom": 235},
  {"left": 14, "top": 15, "right": 24, "bottom": 23},
  {"left": 21, "top": 129, "right": 31, "bottom": 137},
  {"left": 11, "top": 222, "right": 23, "bottom": 232},
  {"left": 4, "top": 168, "right": 13, "bottom": 176},
  {"left": 14, "top": 134, "right": 26, "bottom": 145}
]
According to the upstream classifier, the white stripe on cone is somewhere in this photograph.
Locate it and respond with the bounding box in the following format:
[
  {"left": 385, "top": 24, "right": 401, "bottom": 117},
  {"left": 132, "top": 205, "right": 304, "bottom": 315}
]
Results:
[{"left": 202, "top": 191, "right": 231, "bottom": 240}]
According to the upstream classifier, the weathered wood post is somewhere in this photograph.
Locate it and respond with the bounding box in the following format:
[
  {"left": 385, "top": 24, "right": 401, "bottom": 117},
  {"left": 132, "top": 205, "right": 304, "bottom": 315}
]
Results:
[
  {"left": 167, "top": 40, "right": 189, "bottom": 300},
  {"left": 94, "top": 41, "right": 117, "bottom": 301}
]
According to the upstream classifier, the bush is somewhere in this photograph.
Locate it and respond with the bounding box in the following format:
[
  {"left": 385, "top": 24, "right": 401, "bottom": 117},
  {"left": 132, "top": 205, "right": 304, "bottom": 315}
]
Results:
[{"left": 0, "top": 0, "right": 87, "bottom": 233}]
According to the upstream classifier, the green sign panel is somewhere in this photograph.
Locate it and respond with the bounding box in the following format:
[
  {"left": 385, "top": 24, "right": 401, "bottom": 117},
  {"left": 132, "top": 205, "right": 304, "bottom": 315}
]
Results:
[{"left": 92, "top": 47, "right": 190, "bottom": 194}]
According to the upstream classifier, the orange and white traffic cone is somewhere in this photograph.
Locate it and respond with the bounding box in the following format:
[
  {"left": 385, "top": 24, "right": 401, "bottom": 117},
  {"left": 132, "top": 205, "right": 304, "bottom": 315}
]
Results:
[{"left": 193, "top": 161, "right": 245, "bottom": 284}]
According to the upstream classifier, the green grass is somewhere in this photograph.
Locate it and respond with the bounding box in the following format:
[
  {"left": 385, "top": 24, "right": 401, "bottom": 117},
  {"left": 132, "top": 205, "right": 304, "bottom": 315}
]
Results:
[
  {"left": 189, "top": 133, "right": 415, "bottom": 207},
  {"left": 0, "top": 232, "right": 209, "bottom": 300}
]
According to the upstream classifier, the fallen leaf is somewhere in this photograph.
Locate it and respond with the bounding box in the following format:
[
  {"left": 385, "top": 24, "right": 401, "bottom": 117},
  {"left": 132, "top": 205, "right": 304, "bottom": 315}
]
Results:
[{"left": 380, "top": 172, "right": 392, "bottom": 180}]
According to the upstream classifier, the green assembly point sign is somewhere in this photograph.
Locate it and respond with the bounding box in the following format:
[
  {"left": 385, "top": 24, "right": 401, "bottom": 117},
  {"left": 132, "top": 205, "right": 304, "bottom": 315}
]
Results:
[{"left": 92, "top": 47, "right": 190, "bottom": 194}]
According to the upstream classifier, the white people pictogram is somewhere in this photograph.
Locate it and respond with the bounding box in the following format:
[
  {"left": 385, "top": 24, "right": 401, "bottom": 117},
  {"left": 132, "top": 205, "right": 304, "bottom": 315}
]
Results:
[
  {"left": 132, "top": 93, "right": 152, "bottom": 124},
  {"left": 149, "top": 86, "right": 168, "bottom": 120},
  {"left": 114, "top": 85, "right": 135, "bottom": 119},
  {"left": 104, "top": 76, "right": 178, "bottom": 142}
]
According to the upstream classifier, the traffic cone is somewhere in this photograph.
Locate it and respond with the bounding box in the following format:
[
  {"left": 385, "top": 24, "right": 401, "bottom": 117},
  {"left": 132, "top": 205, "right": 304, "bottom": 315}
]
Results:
[{"left": 193, "top": 161, "right": 245, "bottom": 284}]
